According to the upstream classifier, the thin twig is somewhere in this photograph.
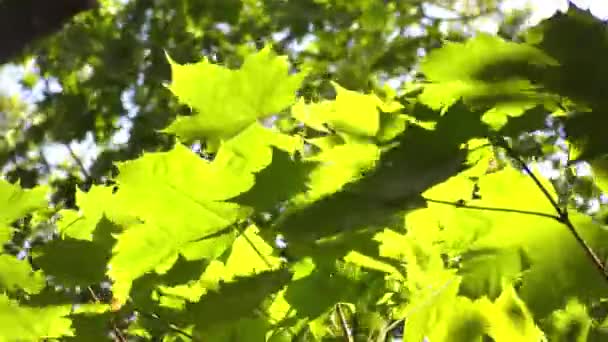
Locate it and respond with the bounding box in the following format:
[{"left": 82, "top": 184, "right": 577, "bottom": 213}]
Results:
[
  {"left": 561, "top": 215, "right": 608, "bottom": 277},
  {"left": 423, "top": 197, "right": 560, "bottom": 221},
  {"left": 87, "top": 286, "right": 100, "bottom": 302},
  {"left": 66, "top": 144, "right": 91, "bottom": 180},
  {"left": 336, "top": 303, "right": 353, "bottom": 342},
  {"left": 113, "top": 327, "right": 127, "bottom": 342},
  {"left": 498, "top": 139, "right": 608, "bottom": 280},
  {"left": 499, "top": 141, "right": 562, "bottom": 213},
  {"left": 379, "top": 319, "right": 403, "bottom": 342},
  {"left": 38, "top": 149, "right": 51, "bottom": 174},
  {"left": 88, "top": 287, "right": 126, "bottom": 342}
]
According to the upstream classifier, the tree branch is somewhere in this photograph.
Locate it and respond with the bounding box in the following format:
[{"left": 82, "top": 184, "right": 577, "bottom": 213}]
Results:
[
  {"left": 66, "top": 144, "right": 91, "bottom": 181},
  {"left": 336, "top": 303, "right": 353, "bottom": 342},
  {"left": 497, "top": 138, "right": 608, "bottom": 281}
]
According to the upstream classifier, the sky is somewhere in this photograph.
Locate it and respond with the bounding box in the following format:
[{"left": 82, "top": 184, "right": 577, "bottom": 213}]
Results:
[
  {"left": 0, "top": 0, "right": 606, "bottom": 177},
  {"left": 426, "top": 0, "right": 607, "bottom": 32}
]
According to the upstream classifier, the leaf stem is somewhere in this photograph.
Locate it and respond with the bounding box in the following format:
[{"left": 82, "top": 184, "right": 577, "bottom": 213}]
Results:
[
  {"left": 497, "top": 138, "right": 608, "bottom": 280},
  {"left": 423, "top": 197, "right": 560, "bottom": 221},
  {"left": 66, "top": 144, "right": 91, "bottom": 181},
  {"left": 561, "top": 213, "right": 607, "bottom": 278},
  {"left": 379, "top": 319, "right": 403, "bottom": 342},
  {"left": 87, "top": 286, "right": 100, "bottom": 302}
]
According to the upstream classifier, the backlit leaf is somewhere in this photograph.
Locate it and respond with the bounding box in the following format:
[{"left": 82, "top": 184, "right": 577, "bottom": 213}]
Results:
[{"left": 165, "top": 46, "right": 305, "bottom": 140}]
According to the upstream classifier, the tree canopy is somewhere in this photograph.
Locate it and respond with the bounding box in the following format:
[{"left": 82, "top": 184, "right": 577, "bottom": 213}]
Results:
[{"left": 1, "top": 0, "right": 608, "bottom": 341}]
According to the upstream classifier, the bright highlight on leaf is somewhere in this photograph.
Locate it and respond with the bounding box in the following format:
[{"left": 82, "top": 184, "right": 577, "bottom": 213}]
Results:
[
  {"left": 291, "top": 82, "right": 401, "bottom": 137},
  {"left": 0, "top": 294, "right": 73, "bottom": 340},
  {"left": 0, "top": 255, "right": 46, "bottom": 294},
  {"left": 0, "top": 179, "right": 47, "bottom": 242},
  {"left": 418, "top": 33, "right": 558, "bottom": 130},
  {"left": 165, "top": 46, "right": 306, "bottom": 140}
]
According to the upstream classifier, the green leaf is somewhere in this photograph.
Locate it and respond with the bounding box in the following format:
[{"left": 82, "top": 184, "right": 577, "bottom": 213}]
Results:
[
  {"left": 291, "top": 82, "right": 400, "bottom": 137},
  {"left": 546, "top": 299, "right": 592, "bottom": 342},
  {"left": 481, "top": 101, "right": 540, "bottom": 130},
  {"left": 179, "top": 228, "right": 238, "bottom": 261},
  {"left": 376, "top": 111, "right": 408, "bottom": 142},
  {"left": 303, "top": 141, "right": 380, "bottom": 200},
  {"left": 234, "top": 148, "right": 315, "bottom": 212},
  {"left": 165, "top": 46, "right": 305, "bottom": 140},
  {"left": 419, "top": 33, "right": 556, "bottom": 112},
  {"left": 276, "top": 191, "right": 405, "bottom": 245},
  {"left": 0, "top": 254, "right": 46, "bottom": 294},
  {"left": 0, "top": 294, "right": 73, "bottom": 341},
  {"left": 346, "top": 101, "right": 486, "bottom": 202},
  {"left": 525, "top": 4, "right": 608, "bottom": 111},
  {"left": 109, "top": 222, "right": 180, "bottom": 303},
  {"left": 223, "top": 225, "right": 283, "bottom": 275},
  {"left": 66, "top": 312, "right": 114, "bottom": 342},
  {"left": 374, "top": 225, "right": 452, "bottom": 297},
  {"left": 100, "top": 143, "right": 261, "bottom": 302},
  {"left": 32, "top": 238, "right": 110, "bottom": 287},
  {"left": 0, "top": 226, "right": 10, "bottom": 245},
  {"left": 565, "top": 110, "right": 608, "bottom": 162},
  {"left": 422, "top": 34, "right": 556, "bottom": 83},
  {"left": 196, "top": 318, "right": 269, "bottom": 342},
  {"left": 343, "top": 250, "right": 402, "bottom": 277},
  {"left": 404, "top": 283, "right": 542, "bottom": 342},
  {"left": 590, "top": 156, "right": 608, "bottom": 193},
  {"left": 457, "top": 247, "right": 530, "bottom": 300},
  {"left": 217, "top": 122, "right": 302, "bottom": 174},
  {"left": 421, "top": 165, "right": 608, "bottom": 318},
  {"left": 498, "top": 105, "right": 548, "bottom": 139},
  {"left": 401, "top": 277, "right": 463, "bottom": 342},
  {"left": 284, "top": 264, "right": 374, "bottom": 319},
  {"left": 186, "top": 269, "right": 292, "bottom": 326},
  {"left": 58, "top": 187, "right": 137, "bottom": 241},
  {"left": 156, "top": 225, "right": 281, "bottom": 307},
  {"left": 480, "top": 285, "right": 543, "bottom": 341},
  {"left": 425, "top": 296, "right": 487, "bottom": 342},
  {"left": 0, "top": 179, "right": 47, "bottom": 238}
]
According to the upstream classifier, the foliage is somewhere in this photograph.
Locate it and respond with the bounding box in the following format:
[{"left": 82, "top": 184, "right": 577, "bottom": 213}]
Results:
[
  {"left": 1, "top": 1, "right": 608, "bottom": 341},
  {"left": 0, "top": 0, "right": 512, "bottom": 191}
]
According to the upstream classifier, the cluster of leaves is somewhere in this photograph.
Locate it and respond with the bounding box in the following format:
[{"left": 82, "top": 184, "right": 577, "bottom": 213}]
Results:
[
  {"left": 0, "top": 0, "right": 519, "bottom": 193},
  {"left": 2, "top": 3, "right": 608, "bottom": 341}
]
